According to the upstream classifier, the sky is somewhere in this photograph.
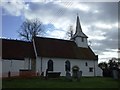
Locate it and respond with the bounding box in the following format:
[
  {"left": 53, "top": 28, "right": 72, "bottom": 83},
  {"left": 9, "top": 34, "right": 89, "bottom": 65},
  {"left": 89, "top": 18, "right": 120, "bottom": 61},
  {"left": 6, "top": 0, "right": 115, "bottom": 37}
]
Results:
[{"left": 1, "top": 0, "right": 119, "bottom": 63}]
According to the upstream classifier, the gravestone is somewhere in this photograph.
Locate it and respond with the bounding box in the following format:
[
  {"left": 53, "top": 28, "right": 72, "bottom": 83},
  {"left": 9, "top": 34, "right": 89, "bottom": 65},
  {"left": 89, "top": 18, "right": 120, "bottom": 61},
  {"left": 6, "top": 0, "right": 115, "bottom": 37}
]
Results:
[
  {"left": 77, "top": 71, "right": 82, "bottom": 80},
  {"left": 72, "top": 66, "right": 80, "bottom": 81},
  {"left": 66, "top": 71, "right": 72, "bottom": 81},
  {"left": 112, "top": 70, "right": 118, "bottom": 80}
]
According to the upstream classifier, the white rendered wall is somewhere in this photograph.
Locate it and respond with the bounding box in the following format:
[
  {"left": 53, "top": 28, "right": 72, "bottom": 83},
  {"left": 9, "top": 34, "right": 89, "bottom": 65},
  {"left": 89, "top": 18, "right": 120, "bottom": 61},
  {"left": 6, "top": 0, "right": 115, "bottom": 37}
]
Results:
[
  {"left": 95, "top": 61, "right": 103, "bottom": 76},
  {"left": 0, "top": 59, "right": 1, "bottom": 90},
  {"left": 70, "top": 59, "right": 94, "bottom": 76},
  {"left": 24, "top": 58, "right": 31, "bottom": 70},
  {"left": 2, "top": 58, "right": 31, "bottom": 77},
  {"left": 36, "top": 57, "right": 41, "bottom": 74},
  {"left": 36, "top": 57, "right": 65, "bottom": 76},
  {"left": 36, "top": 57, "right": 102, "bottom": 77},
  {"left": 0, "top": 58, "right": 2, "bottom": 78},
  {"left": 75, "top": 37, "right": 88, "bottom": 48}
]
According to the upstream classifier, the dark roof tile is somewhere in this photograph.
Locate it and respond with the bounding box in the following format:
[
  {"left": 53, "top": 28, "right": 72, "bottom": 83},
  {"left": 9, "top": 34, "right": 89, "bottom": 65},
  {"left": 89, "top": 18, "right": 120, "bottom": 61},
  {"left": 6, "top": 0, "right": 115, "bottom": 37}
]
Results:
[
  {"left": 1, "top": 37, "right": 98, "bottom": 60},
  {"left": 34, "top": 37, "right": 77, "bottom": 59},
  {"left": 1, "top": 39, "right": 35, "bottom": 60},
  {"left": 34, "top": 37, "right": 98, "bottom": 60}
]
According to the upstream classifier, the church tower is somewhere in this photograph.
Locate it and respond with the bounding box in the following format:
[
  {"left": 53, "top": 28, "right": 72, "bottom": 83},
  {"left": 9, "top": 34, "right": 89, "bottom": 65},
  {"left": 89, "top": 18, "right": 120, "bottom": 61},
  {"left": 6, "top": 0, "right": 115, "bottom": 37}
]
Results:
[{"left": 71, "top": 15, "right": 88, "bottom": 48}]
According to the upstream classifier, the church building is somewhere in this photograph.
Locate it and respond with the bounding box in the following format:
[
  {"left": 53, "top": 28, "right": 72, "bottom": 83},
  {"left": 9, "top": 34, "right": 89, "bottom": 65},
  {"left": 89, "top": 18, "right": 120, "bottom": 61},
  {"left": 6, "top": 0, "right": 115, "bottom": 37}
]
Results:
[{"left": 1, "top": 16, "right": 102, "bottom": 77}]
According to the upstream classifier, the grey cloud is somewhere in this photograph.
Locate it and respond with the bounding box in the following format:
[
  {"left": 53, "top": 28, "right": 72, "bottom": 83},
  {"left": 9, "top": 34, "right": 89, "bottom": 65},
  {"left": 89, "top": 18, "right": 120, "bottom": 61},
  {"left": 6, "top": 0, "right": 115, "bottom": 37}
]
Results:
[
  {"left": 91, "top": 35, "right": 118, "bottom": 56},
  {"left": 80, "top": 2, "right": 118, "bottom": 24},
  {"left": 88, "top": 24, "right": 118, "bottom": 55},
  {"left": 28, "top": 2, "right": 118, "bottom": 26},
  {"left": 26, "top": 2, "right": 118, "bottom": 59},
  {"left": 96, "top": 2, "right": 118, "bottom": 22}
]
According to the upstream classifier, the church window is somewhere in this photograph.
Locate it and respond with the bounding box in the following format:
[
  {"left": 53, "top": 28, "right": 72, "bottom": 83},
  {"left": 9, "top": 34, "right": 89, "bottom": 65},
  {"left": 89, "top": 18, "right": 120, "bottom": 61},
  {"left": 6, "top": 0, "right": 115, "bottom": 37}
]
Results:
[
  {"left": 82, "top": 37, "right": 84, "bottom": 42},
  {"left": 65, "top": 60, "right": 71, "bottom": 71},
  {"left": 89, "top": 67, "right": 93, "bottom": 72},
  {"left": 47, "top": 60, "right": 53, "bottom": 71},
  {"left": 85, "top": 62, "right": 88, "bottom": 66}
]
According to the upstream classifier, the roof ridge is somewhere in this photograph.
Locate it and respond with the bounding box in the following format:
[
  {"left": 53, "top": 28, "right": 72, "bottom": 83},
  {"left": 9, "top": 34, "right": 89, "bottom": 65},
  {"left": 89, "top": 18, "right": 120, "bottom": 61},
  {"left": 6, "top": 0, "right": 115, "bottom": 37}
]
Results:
[
  {"left": 1, "top": 38, "right": 31, "bottom": 43},
  {"left": 35, "top": 36, "right": 74, "bottom": 43}
]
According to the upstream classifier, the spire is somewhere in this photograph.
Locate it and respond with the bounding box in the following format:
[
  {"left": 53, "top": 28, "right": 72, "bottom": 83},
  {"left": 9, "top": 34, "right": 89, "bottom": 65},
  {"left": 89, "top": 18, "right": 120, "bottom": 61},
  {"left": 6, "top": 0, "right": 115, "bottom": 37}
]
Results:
[
  {"left": 71, "top": 15, "right": 87, "bottom": 39},
  {"left": 71, "top": 15, "right": 88, "bottom": 48},
  {"left": 76, "top": 15, "right": 82, "bottom": 34}
]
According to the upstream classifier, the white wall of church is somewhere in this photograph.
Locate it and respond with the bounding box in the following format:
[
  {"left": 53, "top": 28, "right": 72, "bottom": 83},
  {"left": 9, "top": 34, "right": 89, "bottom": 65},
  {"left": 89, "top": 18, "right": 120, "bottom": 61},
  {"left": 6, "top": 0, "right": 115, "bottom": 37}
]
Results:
[
  {"left": 24, "top": 58, "right": 31, "bottom": 70},
  {"left": 2, "top": 58, "right": 31, "bottom": 77},
  {"left": 36, "top": 57, "right": 42, "bottom": 73},
  {"left": 0, "top": 58, "right": 1, "bottom": 90},
  {"left": 75, "top": 37, "right": 88, "bottom": 48},
  {"left": 71, "top": 59, "right": 94, "bottom": 76},
  {"left": 36, "top": 57, "right": 102, "bottom": 77},
  {"left": 36, "top": 57, "right": 66, "bottom": 76},
  {"left": 2, "top": 57, "right": 102, "bottom": 77},
  {"left": 94, "top": 61, "right": 103, "bottom": 76},
  {"left": 0, "top": 58, "right": 2, "bottom": 78}
]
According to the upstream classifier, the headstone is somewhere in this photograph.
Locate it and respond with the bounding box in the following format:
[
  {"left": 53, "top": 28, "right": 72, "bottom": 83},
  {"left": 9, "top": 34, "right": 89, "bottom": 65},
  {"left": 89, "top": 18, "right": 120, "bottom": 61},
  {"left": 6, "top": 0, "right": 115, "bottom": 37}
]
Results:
[
  {"left": 66, "top": 71, "right": 72, "bottom": 81},
  {"left": 112, "top": 70, "right": 118, "bottom": 80},
  {"left": 77, "top": 71, "right": 82, "bottom": 80},
  {"left": 72, "top": 66, "right": 80, "bottom": 81},
  {"left": 72, "top": 70, "right": 78, "bottom": 78}
]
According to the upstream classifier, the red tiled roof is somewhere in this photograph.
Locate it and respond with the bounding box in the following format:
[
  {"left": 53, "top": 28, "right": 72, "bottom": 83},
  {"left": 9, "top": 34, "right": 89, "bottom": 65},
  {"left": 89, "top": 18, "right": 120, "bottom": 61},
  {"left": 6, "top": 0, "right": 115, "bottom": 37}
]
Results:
[
  {"left": 1, "top": 39, "right": 35, "bottom": 60},
  {"left": 1, "top": 37, "right": 98, "bottom": 60},
  {"left": 75, "top": 47, "right": 98, "bottom": 60},
  {"left": 34, "top": 37, "right": 77, "bottom": 59},
  {"left": 34, "top": 37, "right": 98, "bottom": 60}
]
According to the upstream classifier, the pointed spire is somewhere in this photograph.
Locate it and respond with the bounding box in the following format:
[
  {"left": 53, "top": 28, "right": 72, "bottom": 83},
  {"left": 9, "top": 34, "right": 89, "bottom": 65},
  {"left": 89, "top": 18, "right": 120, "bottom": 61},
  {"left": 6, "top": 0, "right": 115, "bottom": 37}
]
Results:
[
  {"left": 71, "top": 15, "right": 88, "bottom": 48},
  {"left": 71, "top": 15, "right": 88, "bottom": 39},
  {"left": 76, "top": 15, "right": 82, "bottom": 34}
]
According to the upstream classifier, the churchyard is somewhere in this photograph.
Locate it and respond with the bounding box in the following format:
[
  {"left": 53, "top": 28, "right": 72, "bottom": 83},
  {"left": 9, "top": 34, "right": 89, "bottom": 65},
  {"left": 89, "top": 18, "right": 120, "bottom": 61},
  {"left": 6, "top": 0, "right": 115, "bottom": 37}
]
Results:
[{"left": 2, "top": 77, "right": 119, "bottom": 88}]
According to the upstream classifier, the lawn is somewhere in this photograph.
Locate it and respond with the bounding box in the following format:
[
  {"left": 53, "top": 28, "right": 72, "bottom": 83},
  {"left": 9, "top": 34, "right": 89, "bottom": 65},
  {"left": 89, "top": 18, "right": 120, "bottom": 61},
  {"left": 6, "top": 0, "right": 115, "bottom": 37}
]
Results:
[{"left": 2, "top": 77, "right": 119, "bottom": 88}]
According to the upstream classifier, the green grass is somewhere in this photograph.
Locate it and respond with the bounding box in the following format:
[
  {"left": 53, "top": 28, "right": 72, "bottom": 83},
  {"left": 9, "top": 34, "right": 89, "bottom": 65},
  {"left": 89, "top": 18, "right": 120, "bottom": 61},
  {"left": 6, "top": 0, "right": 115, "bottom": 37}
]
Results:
[{"left": 2, "top": 77, "right": 119, "bottom": 88}]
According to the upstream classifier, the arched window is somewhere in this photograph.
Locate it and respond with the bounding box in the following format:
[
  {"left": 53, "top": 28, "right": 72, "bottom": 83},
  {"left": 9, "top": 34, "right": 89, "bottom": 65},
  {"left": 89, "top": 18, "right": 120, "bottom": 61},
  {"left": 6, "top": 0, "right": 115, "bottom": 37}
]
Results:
[
  {"left": 48, "top": 60, "right": 53, "bottom": 71},
  {"left": 65, "top": 60, "right": 71, "bottom": 71},
  {"left": 85, "top": 62, "right": 88, "bottom": 66}
]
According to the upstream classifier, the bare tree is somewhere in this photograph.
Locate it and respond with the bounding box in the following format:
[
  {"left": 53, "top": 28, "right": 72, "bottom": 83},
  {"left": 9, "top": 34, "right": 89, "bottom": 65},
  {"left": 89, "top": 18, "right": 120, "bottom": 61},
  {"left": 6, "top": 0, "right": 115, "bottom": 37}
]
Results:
[
  {"left": 65, "top": 25, "right": 74, "bottom": 40},
  {"left": 18, "top": 19, "right": 44, "bottom": 41}
]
